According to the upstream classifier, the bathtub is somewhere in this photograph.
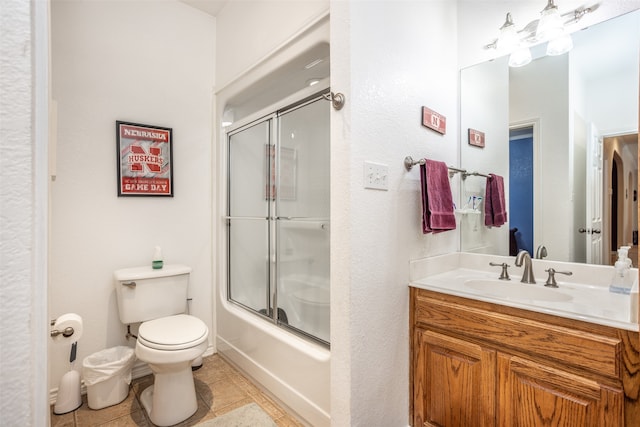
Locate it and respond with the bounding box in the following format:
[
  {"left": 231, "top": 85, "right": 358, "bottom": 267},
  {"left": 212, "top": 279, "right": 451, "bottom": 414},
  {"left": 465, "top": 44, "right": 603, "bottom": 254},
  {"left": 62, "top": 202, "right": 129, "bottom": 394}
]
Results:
[{"left": 216, "top": 292, "right": 330, "bottom": 426}]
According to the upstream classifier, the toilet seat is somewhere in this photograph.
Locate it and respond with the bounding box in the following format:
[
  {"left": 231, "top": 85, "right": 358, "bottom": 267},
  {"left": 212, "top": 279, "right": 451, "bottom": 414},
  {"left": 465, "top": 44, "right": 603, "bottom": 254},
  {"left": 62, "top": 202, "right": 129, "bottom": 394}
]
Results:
[{"left": 138, "top": 314, "right": 208, "bottom": 351}]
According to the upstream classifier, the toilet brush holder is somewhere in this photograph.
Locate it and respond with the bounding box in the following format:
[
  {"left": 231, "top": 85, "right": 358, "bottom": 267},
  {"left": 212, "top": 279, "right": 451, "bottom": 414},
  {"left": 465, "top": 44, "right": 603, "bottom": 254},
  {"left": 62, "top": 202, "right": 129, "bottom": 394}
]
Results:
[{"left": 53, "top": 370, "right": 82, "bottom": 414}]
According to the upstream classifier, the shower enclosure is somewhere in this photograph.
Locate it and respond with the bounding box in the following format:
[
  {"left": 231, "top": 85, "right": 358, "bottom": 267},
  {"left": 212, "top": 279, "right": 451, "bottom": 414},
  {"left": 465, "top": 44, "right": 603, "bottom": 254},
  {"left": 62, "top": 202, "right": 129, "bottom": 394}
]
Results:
[{"left": 226, "top": 91, "right": 330, "bottom": 345}]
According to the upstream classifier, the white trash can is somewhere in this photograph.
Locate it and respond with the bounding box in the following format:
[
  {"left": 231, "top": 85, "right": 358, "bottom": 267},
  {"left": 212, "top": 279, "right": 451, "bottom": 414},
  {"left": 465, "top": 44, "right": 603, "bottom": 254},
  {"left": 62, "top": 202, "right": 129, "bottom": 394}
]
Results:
[{"left": 82, "top": 346, "right": 135, "bottom": 410}]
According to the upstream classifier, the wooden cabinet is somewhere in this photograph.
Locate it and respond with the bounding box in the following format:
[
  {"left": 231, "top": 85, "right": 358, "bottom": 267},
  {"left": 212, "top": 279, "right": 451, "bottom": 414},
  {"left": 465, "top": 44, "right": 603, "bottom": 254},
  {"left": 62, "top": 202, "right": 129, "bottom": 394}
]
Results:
[
  {"left": 410, "top": 287, "right": 640, "bottom": 427},
  {"left": 414, "top": 329, "right": 495, "bottom": 427},
  {"left": 498, "top": 353, "right": 623, "bottom": 427}
]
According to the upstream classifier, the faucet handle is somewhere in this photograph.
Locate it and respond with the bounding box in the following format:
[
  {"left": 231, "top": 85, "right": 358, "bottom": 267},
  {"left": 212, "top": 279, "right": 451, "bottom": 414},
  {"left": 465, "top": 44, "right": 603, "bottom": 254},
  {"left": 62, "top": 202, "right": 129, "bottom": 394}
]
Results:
[
  {"left": 489, "top": 262, "right": 511, "bottom": 280},
  {"left": 544, "top": 268, "right": 572, "bottom": 288}
]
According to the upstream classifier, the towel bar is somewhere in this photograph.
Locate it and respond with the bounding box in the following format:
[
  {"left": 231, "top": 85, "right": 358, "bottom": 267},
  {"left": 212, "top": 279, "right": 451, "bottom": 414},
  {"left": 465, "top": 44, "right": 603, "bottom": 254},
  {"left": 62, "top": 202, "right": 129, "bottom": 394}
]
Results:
[
  {"left": 404, "top": 156, "right": 490, "bottom": 179},
  {"left": 403, "top": 156, "right": 465, "bottom": 178}
]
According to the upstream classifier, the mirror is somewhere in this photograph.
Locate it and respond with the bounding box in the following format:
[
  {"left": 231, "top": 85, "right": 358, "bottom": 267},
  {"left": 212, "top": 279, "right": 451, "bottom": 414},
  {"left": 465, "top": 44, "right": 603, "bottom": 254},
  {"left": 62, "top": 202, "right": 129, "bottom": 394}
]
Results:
[{"left": 460, "top": 10, "right": 639, "bottom": 265}]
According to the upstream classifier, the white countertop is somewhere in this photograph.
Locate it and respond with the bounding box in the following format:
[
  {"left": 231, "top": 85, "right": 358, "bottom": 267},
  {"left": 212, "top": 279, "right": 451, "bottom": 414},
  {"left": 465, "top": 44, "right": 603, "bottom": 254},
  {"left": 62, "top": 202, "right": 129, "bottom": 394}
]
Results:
[{"left": 409, "top": 252, "right": 639, "bottom": 331}]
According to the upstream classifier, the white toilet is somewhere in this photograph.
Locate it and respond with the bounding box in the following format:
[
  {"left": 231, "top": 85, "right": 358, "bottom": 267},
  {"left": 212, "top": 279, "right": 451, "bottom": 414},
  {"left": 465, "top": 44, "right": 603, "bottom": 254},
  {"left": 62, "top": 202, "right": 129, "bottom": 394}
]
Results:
[{"left": 113, "top": 264, "right": 208, "bottom": 426}]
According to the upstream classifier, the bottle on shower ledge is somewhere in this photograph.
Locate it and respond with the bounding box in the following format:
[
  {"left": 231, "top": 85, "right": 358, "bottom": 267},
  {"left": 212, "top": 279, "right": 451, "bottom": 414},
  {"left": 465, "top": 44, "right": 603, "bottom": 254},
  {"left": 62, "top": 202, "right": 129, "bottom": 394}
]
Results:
[{"left": 152, "top": 246, "right": 163, "bottom": 269}]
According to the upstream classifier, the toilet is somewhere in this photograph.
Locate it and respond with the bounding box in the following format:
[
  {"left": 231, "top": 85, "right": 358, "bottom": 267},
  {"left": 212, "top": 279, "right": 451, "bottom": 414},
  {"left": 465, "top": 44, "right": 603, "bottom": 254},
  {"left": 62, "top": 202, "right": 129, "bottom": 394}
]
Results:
[{"left": 113, "top": 264, "right": 208, "bottom": 426}]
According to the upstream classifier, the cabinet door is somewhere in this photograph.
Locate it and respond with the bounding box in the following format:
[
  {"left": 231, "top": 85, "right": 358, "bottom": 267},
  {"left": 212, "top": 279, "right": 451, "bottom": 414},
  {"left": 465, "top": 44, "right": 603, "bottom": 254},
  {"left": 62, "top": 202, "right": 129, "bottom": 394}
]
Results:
[
  {"left": 414, "top": 329, "right": 496, "bottom": 427},
  {"left": 498, "top": 353, "right": 623, "bottom": 427}
]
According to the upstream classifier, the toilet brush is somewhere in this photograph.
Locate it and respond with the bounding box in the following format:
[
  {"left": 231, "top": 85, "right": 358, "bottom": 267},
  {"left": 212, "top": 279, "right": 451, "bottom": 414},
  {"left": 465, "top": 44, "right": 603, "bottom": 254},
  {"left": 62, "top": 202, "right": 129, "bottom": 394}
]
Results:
[{"left": 54, "top": 342, "right": 82, "bottom": 414}]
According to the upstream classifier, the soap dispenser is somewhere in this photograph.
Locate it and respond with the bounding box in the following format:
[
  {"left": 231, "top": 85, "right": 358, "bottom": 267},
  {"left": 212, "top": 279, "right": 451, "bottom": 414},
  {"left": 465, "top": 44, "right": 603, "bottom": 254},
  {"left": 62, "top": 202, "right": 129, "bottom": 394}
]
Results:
[{"left": 610, "top": 246, "right": 632, "bottom": 294}]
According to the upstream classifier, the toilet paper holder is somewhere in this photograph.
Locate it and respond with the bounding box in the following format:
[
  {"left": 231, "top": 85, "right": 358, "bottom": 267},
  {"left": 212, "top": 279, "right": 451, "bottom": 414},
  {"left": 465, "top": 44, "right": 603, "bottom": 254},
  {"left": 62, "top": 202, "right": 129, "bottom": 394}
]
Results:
[{"left": 50, "top": 319, "right": 75, "bottom": 338}]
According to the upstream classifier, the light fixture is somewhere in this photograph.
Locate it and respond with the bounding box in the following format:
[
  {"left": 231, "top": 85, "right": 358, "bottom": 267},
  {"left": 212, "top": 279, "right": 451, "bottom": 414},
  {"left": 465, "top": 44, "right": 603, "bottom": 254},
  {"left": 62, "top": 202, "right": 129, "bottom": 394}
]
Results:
[
  {"left": 306, "top": 78, "right": 322, "bottom": 87},
  {"left": 221, "top": 108, "right": 234, "bottom": 128},
  {"left": 484, "top": 1, "right": 594, "bottom": 66},
  {"left": 546, "top": 32, "right": 573, "bottom": 56},
  {"left": 496, "top": 13, "right": 519, "bottom": 52},
  {"left": 536, "top": 0, "right": 564, "bottom": 41},
  {"left": 492, "top": 12, "right": 532, "bottom": 68},
  {"left": 508, "top": 47, "right": 532, "bottom": 67},
  {"left": 304, "top": 58, "right": 323, "bottom": 70}
]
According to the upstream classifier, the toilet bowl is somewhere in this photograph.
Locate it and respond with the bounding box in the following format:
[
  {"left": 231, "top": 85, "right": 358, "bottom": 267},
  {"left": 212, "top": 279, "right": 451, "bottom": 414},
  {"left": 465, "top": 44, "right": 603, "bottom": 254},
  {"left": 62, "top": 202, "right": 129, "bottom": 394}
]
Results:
[
  {"left": 113, "top": 265, "right": 209, "bottom": 427},
  {"left": 135, "top": 314, "right": 208, "bottom": 426}
]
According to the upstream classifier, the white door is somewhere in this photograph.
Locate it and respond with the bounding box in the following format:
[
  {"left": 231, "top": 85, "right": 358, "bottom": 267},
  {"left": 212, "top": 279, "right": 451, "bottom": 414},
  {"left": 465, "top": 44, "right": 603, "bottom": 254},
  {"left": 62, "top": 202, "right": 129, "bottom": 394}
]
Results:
[{"left": 585, "top": 123, "right": 603, "bottom": 264}]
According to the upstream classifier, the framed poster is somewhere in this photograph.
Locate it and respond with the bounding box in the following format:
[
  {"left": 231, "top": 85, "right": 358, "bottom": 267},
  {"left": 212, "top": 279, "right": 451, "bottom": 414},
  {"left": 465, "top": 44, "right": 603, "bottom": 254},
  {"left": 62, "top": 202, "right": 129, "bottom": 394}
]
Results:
[{"left": 116, "top": 121, "right": 173, "bottom": 197}]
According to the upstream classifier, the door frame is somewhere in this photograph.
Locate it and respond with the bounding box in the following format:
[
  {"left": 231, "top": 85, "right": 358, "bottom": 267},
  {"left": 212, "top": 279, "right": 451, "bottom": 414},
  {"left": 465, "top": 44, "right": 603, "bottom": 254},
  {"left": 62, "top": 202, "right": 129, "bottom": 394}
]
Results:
[{"left": 509, "top": 119, "right": 541, "bottom": 253}]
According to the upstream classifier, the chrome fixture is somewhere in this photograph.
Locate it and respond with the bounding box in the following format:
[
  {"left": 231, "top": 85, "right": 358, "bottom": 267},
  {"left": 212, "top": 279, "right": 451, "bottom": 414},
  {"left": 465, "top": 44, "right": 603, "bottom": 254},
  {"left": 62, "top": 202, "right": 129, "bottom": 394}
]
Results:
[
  {"left": 322, "top": 91, "right": 345, "bottom": 110},
  {"left": 544, "top": 268, "right": 572, "bottom": 288},
  {"left": 515, "top": 250, "right": 536, "bottom": 284},
  {"left": 489, "top": 262, "right": 511, "bottom": 280},
  {"left": 403, "top": 156, "right": 464, "bottom": 177},
  {"left": 535, "top": 245, "right": 548, "bottom": 259},
  {"left": 50, "top": 319, "right": 76, "bottom": 338},
  {"left": 485, "top": 1, "right": 596, "bottom": 66},
  {"left": 403, "top": 156, "right": 489, "bottom": 179}
]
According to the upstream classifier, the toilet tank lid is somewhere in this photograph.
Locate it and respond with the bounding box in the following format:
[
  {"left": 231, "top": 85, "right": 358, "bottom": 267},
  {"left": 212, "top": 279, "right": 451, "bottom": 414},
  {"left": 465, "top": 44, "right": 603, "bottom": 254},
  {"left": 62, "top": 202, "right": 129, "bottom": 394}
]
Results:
[{"left": 114, "top": 264, "right": 191, "bottom": 281}]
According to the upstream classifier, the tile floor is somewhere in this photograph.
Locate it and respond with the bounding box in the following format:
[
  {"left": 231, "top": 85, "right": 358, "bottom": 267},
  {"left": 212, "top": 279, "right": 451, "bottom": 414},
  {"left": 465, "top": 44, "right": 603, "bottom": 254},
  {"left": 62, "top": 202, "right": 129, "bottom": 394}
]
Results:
[{"left": 50, "top": 354, "right": 304, "bottom": 426}]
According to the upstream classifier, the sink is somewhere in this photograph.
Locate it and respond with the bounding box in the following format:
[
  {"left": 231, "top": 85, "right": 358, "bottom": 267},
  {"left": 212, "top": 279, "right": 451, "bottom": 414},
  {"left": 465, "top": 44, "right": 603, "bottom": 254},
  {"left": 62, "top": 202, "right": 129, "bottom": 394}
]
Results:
[{"left": 464, "top": 279, "right": 573, "bottom": 302}]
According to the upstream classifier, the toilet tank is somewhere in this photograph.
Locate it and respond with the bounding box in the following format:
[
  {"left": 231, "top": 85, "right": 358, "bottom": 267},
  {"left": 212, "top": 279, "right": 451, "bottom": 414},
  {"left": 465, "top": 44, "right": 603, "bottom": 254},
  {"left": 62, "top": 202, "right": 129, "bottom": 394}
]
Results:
[{"left": 113, "top": 264, "right": 191, "bottom": 324}]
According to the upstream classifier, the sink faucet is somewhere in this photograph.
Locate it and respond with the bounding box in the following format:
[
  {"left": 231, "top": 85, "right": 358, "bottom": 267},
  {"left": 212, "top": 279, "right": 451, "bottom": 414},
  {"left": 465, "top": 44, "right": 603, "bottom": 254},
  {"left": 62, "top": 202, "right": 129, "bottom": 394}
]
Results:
[{"left": 515, "top": 250, "right": 536, "bottom": 284}]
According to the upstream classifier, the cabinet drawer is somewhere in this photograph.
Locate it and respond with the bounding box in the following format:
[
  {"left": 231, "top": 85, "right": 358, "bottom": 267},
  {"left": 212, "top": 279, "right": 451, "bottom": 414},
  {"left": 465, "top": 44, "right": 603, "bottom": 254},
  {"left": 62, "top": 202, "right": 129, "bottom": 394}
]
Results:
[{"left": 414, "top": 290, "right": 622, "bottom": 379}]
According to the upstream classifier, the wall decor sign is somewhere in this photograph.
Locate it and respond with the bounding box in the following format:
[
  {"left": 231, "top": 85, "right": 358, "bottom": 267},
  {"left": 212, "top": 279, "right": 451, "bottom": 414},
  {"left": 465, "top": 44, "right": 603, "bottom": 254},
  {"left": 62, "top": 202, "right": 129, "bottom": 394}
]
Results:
[
  {"left": 468, "top": 128, "right": 486, "bottom": 148},
  {"left": 116, "top": 121, "right": 173, "bottom": 197},
  {"left": 421, "top": 106, "right": 446, "bottom": 135}
]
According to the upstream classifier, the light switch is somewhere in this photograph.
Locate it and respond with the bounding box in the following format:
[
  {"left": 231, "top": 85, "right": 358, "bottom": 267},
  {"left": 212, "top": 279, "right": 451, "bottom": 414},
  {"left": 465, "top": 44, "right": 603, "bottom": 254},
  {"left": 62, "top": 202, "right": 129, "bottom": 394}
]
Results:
[{"left": 364, "top": 161, "right": 389, "bottom": 190}]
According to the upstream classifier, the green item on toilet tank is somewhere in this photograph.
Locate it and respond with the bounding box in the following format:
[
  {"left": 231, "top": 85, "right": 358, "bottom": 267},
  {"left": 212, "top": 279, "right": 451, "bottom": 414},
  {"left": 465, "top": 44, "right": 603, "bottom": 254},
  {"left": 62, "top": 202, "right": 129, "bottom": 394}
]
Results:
[{"left": 152, "top": 246, "right": 163, "bottom": 269}]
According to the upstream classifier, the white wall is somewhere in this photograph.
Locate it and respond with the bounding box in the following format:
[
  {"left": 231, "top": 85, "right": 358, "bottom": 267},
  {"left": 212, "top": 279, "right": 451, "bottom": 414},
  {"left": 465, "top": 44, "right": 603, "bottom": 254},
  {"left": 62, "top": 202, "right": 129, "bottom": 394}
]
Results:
[
  {"left": 331, "top": 1, "right": 459, "bottom": 425},
  {"left": 49, "top": 0, "right": 215, "bottom": 394},
  {"left": 0, "top": 0, "right": 50, "bottom": 425},
  {"left": 215, "top": 0, "right": 328, "bottom": 90}
]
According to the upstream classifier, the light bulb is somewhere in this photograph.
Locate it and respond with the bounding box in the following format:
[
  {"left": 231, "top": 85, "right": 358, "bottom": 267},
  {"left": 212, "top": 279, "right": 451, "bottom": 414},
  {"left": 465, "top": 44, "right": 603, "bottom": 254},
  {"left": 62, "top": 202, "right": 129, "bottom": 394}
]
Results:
[
  {"left": 537, "top": 0, "right": 564, "bottom": 41},
  {"left": 509, "top": 47, "right": 532, "bottom": 67},
  {"left": 546, "top": 33, "right": 573, "bottom": 55},
  {"left": 496, "top": 13, "right": 519, "bottom": 51}
]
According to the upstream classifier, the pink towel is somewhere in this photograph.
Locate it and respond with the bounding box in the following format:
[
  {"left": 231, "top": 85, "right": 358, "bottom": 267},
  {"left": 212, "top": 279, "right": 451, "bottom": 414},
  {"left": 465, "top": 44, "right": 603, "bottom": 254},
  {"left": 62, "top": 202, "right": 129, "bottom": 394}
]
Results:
[
  {"left": 484, "top": 173, "right": 507, "bottom": 227},
  {"left": 420, "top": 160, "right": 456, "bottom": 234}
]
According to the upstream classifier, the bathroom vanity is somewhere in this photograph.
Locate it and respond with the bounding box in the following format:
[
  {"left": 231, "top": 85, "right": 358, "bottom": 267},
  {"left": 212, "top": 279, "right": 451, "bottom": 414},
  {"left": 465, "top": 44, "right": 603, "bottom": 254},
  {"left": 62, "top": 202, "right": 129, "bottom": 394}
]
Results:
[{"left": 409, "top": 253, "right": 640, "bottom": 427}]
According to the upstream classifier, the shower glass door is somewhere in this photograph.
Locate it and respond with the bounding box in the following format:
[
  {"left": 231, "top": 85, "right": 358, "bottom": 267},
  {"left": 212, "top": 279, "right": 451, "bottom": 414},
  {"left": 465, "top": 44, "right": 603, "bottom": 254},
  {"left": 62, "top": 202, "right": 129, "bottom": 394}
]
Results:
[
  {"left": 227, "top": 92, "right": 330, "bottom": 345},
  {"left": 227, "top": 120, "right": 272, "bottom": 315},
  {"left": 276, "top": 97, "right": 330, "bottom": 343}
]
